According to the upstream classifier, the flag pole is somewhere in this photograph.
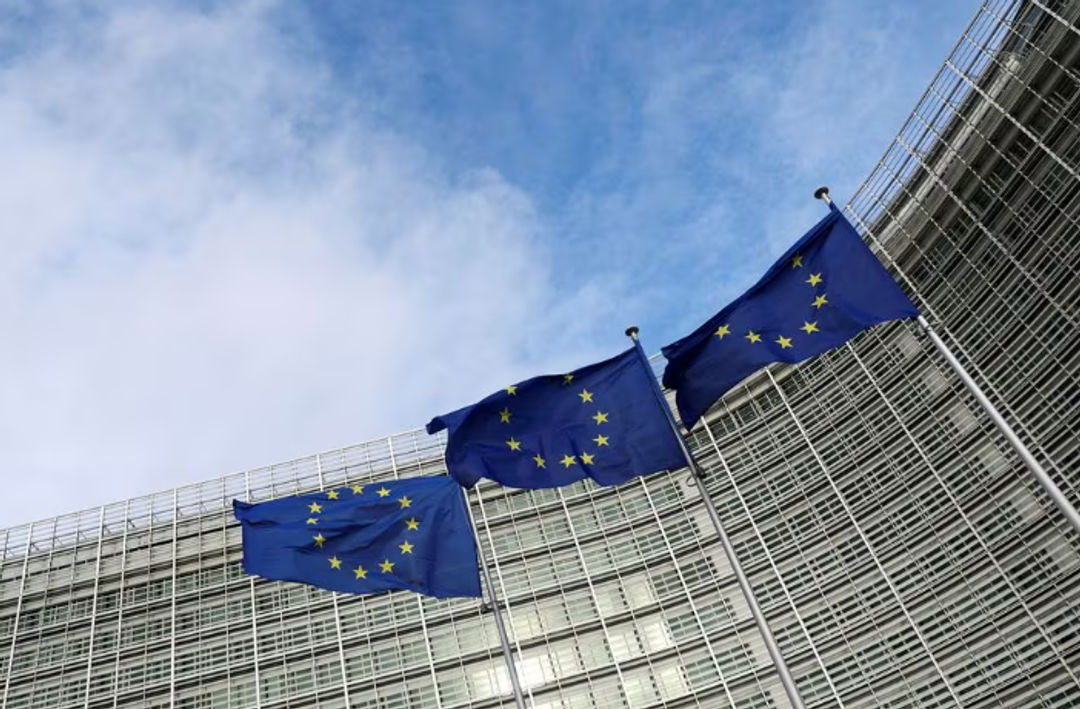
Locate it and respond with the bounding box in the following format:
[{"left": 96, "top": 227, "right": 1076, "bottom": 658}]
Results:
[
  {"left": 814, "top": 186, "right": 1080, "bottom": 535},
  {"left": 625, "top": 327, "right": 807, "bottom": 709},
  {"left": 463, "top": 489, "right": 527, "bottom": 709}
]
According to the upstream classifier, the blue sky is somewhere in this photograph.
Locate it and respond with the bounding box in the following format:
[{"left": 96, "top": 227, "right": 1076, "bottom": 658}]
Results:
[
  {"left": 279, "top": 0, "right": 974, "bottom": 340},
  {"left": 0, "top": 0, "right": 974, "bottom": 524}
]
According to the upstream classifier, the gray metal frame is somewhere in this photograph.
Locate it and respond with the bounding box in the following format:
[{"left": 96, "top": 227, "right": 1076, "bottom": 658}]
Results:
[{"left": 1, "top": 1, "right": 1079, "bottom": 707}]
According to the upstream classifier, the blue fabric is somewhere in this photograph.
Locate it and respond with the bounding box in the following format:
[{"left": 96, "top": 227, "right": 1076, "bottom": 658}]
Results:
[
  {"left": 233, "top": 475, "right": 481, "bottom": 599},
  {"left": 662, "top": 207, "right": 919, "bottom": 428},
  {"left": 427, "top": 347, "right": 686, "bottom": 489}
]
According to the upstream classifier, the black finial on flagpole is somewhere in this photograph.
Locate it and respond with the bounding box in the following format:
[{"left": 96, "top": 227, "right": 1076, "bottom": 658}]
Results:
[
  {"left": 813, "top": 185, "right": 831, "bottom": 202},
  {"left": 625, "top": 325, "right": 640, "bottom": 340}
]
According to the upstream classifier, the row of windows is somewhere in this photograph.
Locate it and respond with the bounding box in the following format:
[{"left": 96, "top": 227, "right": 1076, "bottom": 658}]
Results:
[
  {"left": 0, "top": 473, "right": 687, "bottom": 628},
  {"left": 3, "top": 605, "right": 768, "bottom": 709}
]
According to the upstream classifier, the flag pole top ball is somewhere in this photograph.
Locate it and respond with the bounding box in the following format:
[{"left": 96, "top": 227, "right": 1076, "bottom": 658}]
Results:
[
  {"left": 625, "top": 326, "right": 640, "bottom": 339},
  {"left": 813, "top": 186, "right": 832, "bottom": 204}
]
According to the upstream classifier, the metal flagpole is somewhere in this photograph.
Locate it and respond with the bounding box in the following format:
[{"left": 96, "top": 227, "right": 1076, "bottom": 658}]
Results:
[
  {"left": 625, "top": 327, "right": 807, "bottom": 709},
  {"left": 759, "top": 367, "right": 964, "bottom": 707},
  {"left": 814, "top": 186, "right": 1080, "bottom": 536},
  {"left": 463, "top": 489, "right": 527, "bottom": 709}
]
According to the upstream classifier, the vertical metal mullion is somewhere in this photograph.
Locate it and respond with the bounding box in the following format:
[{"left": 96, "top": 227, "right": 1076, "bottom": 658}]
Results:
[
  {"left": 1, "top": 523, "right": 35, "bottom": 707},
  {"left": 723, "top": 391, "right": 891, "bottom": 707},
  {"left": 861, "top": 140, "right": 1072, "bottom": 347},
  {"left": 243, "top": 472, "right": 263, "bottom": 708},
  {"left": 63, "top": 517, "right": 81, "bottom": 696},
  {"left": 111, "top": 502, "right": 131, "bottom": 708},
  {"left": 844, "top": 340, "right": 1080, "bottom": 689},
  {"left": 169, "top": 490, "right": 179, "bottom": 709},
  {"left": 892, "top": 106, "right": 1077, "bottom": 330},
  {"left": 629, "top": 331, "right": 804, "bottom": 709},
  {"left": 82, "top": 507, "right": 107, "bottom": 708},
  {"left": 815, "top": 346, "right": 1015, "bottom": 696},
  {"left": 472, "top": 489, "right": 531, "bottom": 707},
  {"left": 587, "top": 484, "right": 668, "bottom": 692},
  {"left": 316, "top": 452, "right": 353, "bottom": 709},
  {"left": 1029, "top": 0, "right": 1080, "bottom": 39},
  {"left": 415, "top": 598, "right": 443, "bottom": 707},
  {"left": 764, "top": 369, "right": 963, "bottom": 705},
  {"left": 697, "top": 424, "right": 843, "bottom": 708},
  {"left": 554, "top": 488, "right": 627, "bottom": 694},
  {"left": 635, "top": 476, "right": 739, "bottom": 707},
  {"left": 845, "top": 4, "right": 972, "bottom": 221},
  {"left": 917, "top": 315, "right": 1080, "bottom": 534},
  {"left": 842, "top": 159, "right": 1076, "bottom": 517},
  {"left": 219, "top": 478, "right": 232, "bottom": 707},
  {"left": 406, "top": 432, "right": 450, "bottom": 707},
  {"left": 843, "top": 203, "right": 1067, "bottom": 487},
  {"left": 386, "top": 435, "right": 445, "bottom": 708},
  {"left": 954, "top": 12, "right": 1080, "bottom": 178},
  {"left": 901, "top": 87, "right": 1080, "bottom": 292}
]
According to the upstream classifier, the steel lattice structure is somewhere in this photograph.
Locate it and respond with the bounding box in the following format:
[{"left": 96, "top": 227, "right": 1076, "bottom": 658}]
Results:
[{"left": 2, "top": 1, "right": 1078, "bottom": 707}]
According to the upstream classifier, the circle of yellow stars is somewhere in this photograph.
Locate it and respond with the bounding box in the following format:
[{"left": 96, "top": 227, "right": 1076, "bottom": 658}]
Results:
[
  {"left": 712, "top": 252, "right": 826, "bottom": 351},
  {"left": 496, "top": 373, "right": 609, "bottom": 473},
  {"left": 304, "top": 483, "right": 422, "bottom": 584}
]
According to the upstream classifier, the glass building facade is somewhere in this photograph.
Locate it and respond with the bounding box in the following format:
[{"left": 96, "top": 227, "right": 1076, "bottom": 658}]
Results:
[{"left": 2, "top": 0, "right": 1079, "bottom": 706}]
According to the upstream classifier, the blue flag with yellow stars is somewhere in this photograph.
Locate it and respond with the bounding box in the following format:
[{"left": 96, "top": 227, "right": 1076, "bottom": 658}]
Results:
[
  {"left": 427, "top": 347, "right": 686, "bottom": 489},
  {"left": 662, "top": 206, "right": 919, "bottom": 428},
  {"left": 233, "top": 476, "right": 481, "bottom": 599}
]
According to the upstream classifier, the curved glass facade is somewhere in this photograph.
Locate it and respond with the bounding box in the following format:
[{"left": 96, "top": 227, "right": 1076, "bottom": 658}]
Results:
[{"left": 2, "top": 1, "right": 1079, "bottom": 707}]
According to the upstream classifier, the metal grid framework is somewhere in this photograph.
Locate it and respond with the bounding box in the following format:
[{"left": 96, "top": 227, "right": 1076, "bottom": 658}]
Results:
[{"left": 2, "top": 0, "right": 1079, "bottom": 707}]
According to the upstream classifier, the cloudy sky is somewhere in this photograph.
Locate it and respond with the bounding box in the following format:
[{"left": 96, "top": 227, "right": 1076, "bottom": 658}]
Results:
[{"left": 1, "top": 0, "right": 975, "bottom": 526}]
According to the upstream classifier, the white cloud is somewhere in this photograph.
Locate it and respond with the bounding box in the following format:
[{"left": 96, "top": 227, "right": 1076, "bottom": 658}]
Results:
[
  {"left": 0, "top": 0, "right": 977, "bottom": 526},
  {"left": 0, "top": 2, "right": 594, "bottom": 525}
]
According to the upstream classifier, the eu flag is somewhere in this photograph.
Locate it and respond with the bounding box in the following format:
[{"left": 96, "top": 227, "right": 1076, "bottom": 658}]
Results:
[
  {"left": 427, "top": 347, "right": 686, "bottom": 489},
  {"left": 662, "top": 206, "right": 919, "bottom": 428},
  {"left": 233, "top": 475, "right": 481, "bottom": 599}
]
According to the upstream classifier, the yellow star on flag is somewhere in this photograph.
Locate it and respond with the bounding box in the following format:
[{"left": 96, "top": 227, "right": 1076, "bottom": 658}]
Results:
[
  {"left": 806, "top": 272, "right": 823, "bottom": 287},
  {"left": 801, "top": 321, "right": 819, "bottom": 334},
  {"left": 499, "top": 407, "right": 511, "bottom": 423},
  {"left": 399, "top": 540, "right": 414, "bottom": 554},
  {"left": 813, "top": 294, "right": 828, "bottom": 309},
  {"left": 405, "top": 517, "right": 420, "bottom": 531},
  {"left": 376, "top": 487, "right": 391, "bottom": 497},
  {"left": 313, "top": 534, "right": 326, "bottom": 548},
  {"left": 746, "top": 330, "right": 762, "bottom": 343},
  {"left": 326, "top": 489, "right": 339, "bottom": 500},
  {"left": 354, "top": 565, "right": 367, "bottom": 580},
  {"left": 578, "top": 389, "right": 594, "bottom": 403},
  {"left": 792, "top": 254, "right": 803, "bottom": 268},
  {"left": 714, "top": 324, "right": 731, "bottom": 339},
  {"left": 506, "top": 437, "right": 522, "bottom": 451},
  {"left": 505, "top": 385, "right": 517, "bottom": 396},
  {"left": 776, "top": 335, "right": 793, "bottom": 349},
  {"left": 306, "top": 517, "right": 318, "bottom": 525},
  {"left": 329, "top": 556, "right": 342, "bottom": 569},
  {"left": 398, "top": 496, "right": 412, "bottom": 509},
  {"left": 592, "top": 411, "right": 609, "bottom": 424},
  {"left": 308, "top": 502, "right": 322, "bottom": 514},
  {"left": 351, "top": 484, "right": 364, "bottom": 495},
  {"left": 533, "top": 453, "right": 546, "bottom": 468},
  {"left": 563, "top": 373, "right": 574, "bottom": 384},
  {"left": 580, "top": 452, "right": 595, "bottom": 465},
  {"left": 593, "top": 434, "right": 609, "bottom": 446},
  {"left": 560, "top": 454, "right": 577, "bottom": 468},
  {"left": 380, "top": 559, "right": 395, "bottom": 573}
]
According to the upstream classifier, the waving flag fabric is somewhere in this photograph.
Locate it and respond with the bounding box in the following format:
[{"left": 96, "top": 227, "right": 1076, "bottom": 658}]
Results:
[
  {"left": 662, "top": 206, "right": 919, "bottom": 428},
  {"left": 233, "top": 475, "right": 481, "bottom": 599},
  {"left": 427, "top": 348, "right": 685, "bottom": 489}
]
